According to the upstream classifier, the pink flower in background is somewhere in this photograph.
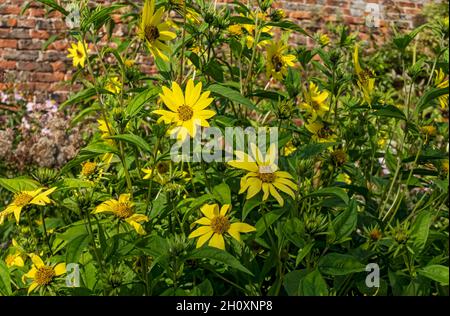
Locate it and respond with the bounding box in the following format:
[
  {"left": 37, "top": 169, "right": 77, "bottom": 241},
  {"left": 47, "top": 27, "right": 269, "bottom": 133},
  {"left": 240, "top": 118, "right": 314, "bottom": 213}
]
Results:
[
  {"left": 1, "top": 92, "right": 8, "bottom": 103},
  {"left": 26, "top": 102, "right": 35, "bottom": 112}
]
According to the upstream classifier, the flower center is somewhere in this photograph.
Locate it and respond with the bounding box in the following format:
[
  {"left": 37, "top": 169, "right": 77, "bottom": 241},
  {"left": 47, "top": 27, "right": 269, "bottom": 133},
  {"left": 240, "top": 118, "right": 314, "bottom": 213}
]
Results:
[
  {"left": 76, "top": 48, "right": 84, "bottom": 59},
  {"left": 156, "top": 161, "right": 169, "bottom": 174},
  {"left": 359, "top": 69, "right": 373, "bottom": 84},
  {"left": 210, "top": 215, "right": 230, "bottom": 234},
  {"left": 116, "top": 202, "right": 133, "bottom": 219},
  {"left": 271, "top": 55, "right": 283, "bottom": 72},
  {"left": 145, "top": 25, "right": 160, "bottom": 42},
  {"left": 177, "top": 105, "right": 194, "bottom": 121},
  {"left": 317, "top": 125, "right": 333, "bottom": 139},
  {"left": 259, "top": 172, "right": 276, "bottom": 183},
  {"left": 35, "top": 266, "right": 55, "bottom": 286},
  {"left": 81, "top": 162, "right": 97, "bottom": 177},
  {"left": 13, "top": 193, "right": 33, "bottom": 207}
]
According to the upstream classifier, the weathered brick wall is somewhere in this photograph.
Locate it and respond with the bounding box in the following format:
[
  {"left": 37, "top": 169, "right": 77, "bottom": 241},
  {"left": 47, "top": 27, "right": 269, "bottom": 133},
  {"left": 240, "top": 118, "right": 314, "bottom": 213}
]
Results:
[{"left": 0, "top": 0, "right": 434, "bottom": 102}]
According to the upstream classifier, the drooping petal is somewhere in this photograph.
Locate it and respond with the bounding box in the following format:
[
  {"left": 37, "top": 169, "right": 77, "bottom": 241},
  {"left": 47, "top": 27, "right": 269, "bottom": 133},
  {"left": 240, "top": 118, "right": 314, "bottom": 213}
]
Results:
[
  {"left": 246, "top": 178, "right": 262, "bottom": 199},
  {"left": 269, "top": 184, "right": 284, "bottom": 206},
  {"left": 196, "top": 230, "right": 213, "bottom": 248},
  {"left": 274, "top": 177, "right": 297, "bottom": 190},
  {"left": 272, "top": 181, "right": 296, "bottom": 199},
  {"left": 27, "top": 282, "right": 39, "bottom": 295},
  {"left": 229, "top": 222, "right": 256, "bottom": 233},
  {"left": 208, "top": 233, "right": 225, "bottom": 250},
  {"left": 13, "top": 206, "right": 22, "bottom": 224},
  {"left": 126, "top": 219, "right": 147, "bottom": 235},
  {"left": 250, "top": 143, "right": 264, "bottom": 165},
  {"left": 261, "top": 183, "right": 270, "bottom": 201}
]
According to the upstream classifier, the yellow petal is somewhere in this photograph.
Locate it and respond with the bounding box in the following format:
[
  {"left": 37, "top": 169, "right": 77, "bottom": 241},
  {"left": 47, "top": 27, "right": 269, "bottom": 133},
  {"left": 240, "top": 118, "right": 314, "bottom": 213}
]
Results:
[
  {"left": 194, "top": 217, "right": 211, "bottom": 225},
  {"left": 274, "top": 177, "right": 297, "bottom": 190},
  {"left": 118, "top": 194, "right": 131, "bottom": 204},
  {"left": 200, "top": 204, "right": 219, "bottom": 219},
  {"left": 54, "top": 263, "right": 66, "bottom": 276},
  {"left": 269, "top": 184, "right": 284, "bottom": 206},
  {"left": 246, "top": 178, "right": 262, "bottom": 199},
  {"left": 127, "top": 220, "right": 147, "bottom": 235},
  {"left": 13, "top": 206, "right": 22, "bottom": 224},
  {"left": 27, "top": 282, "right": 39, "bottom": 295},
  {"left": 272, "top": 181, "right": 296, "bottom": 199},
  {"left": 250, "top": 143, "right": 264, "bottom": 165},
  {"left": 208, "top": 233, "right": 225, "bottom": 250},
  {"left": 229, "top": 222, "right": 256, "bottom": 234},
  {"left": 220, "top": 204, "right": 230, "bottom": 216},
  {"left": 30, "top": 254, "right": 45, "bottom": 268},
  {"left": 188, "top": 225, "right": 213, "bottom": 238},
  {"left": 262, "top": 183, "right": 270, "bottom": 201},
  {"left": 185, "top": 79, "right": 202, "bottom": 107},
  {"left": 196, "top": 231, "right": 213, "bottom": 248}
]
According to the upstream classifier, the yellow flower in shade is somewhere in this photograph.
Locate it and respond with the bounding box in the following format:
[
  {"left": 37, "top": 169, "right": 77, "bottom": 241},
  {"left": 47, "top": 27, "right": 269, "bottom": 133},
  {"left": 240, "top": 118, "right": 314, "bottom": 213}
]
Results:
[
  {"left": 318, "top": 34, "right": 330, "bottom": 46},
  {"left": 434, "top": 68, "right": 449, "bottom": 109},
  {"left": 105, "top": 77, "right": 121, "bottom": 94},
  {"left": 67, "top": 41, "right": 89, "bottom": 68},
  {"left": 228, "top": 24, "right": 243, "bottom": 36},
  {"left": 305, "top": 120, "right": 336, "bottom": 143},
  {"left": 97, "top": 119, "right": 115, "bottom": 165},
  {"left": 80, "top": 161, "right": 105, "bottom": 183},
  {"left": 92, "top": 194, "right": 149, "bottom": 235},
  {"left": 283, "top": 140, "right": 297, "bottom": 156},
  {"left": 138, "top": 0, "right": 177, "bottom": 61},
  {"left": 441, "top": 160, "right": 449, "bottom": 175},
  {"left": 336, "top": 173, "right": 351, "bottom": 184},
  {"left": 266, "top": 40, "right": 296, "bottom": 80},
  {"left": 188, "top": 204, "right": 256, "bottom": 250},
  {"left": 300, "top": 82, "right": 329, "bottom": 121},
  {"left": 353, "top": 44, "right": 375, "bottom": 105},
  {"left": 228, "top": 13, "right": 272, "bottom": 49},
  {"left": 0, "top": 187, "right": 56, "bottom": 224},
  {"left": 124, "top": 59, "right": 135, "bottom": 67},
  {"left": 5, "top": 239, "right": 25, "bottom": 268},
  {"left": 228, "top": 143, "right": 297, "bottom": 206},
  {"left": 421, "top": 125, "right": 436, "bottom": 138},
  {"left": 22, "top": 254, "right": 66, "bottom": 294},
  {"left": 153, "top": 79, "right": 216, "bottom": 140}
]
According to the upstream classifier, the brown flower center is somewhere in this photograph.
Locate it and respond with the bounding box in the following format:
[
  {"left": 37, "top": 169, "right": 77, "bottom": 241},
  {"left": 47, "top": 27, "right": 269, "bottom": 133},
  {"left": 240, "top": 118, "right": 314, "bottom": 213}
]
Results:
[
  {"left": 210, "top": 215, "right": 230, "bottom": 234},
  {"left": 177, "top": 105, "right": 194, "bottom": 121},
  {"left": 145, "top": 25, "right": 160, "bottom": 42},
  {"left": 259, "top": 172, "right": 276, "bottom": 183},
  {"left": 13, "top": 193, "right": 33, "bottom": 207},
  {"left": 271, "top": 55, "right": 283, "bottom": 72},
  {"left": 369, "top": 228, "right": 382, "bottom": 241},
  {"left": 35, "top": 266, "right": 55, "bottom": 286},
  {"left": 359, "top": 69, "right": 374, "bottom": 84},
  {"left": 317, "top": 125, "right": 333, "bottom": 139},
  {"left": 116, "top": 202, "right": 133, "bottom": 219},
  {"left": 76, "top": 48, "right": 84, "bottom": 59},
  {"left": 156, "top": 161, "right": 169, "bottom": 174}
]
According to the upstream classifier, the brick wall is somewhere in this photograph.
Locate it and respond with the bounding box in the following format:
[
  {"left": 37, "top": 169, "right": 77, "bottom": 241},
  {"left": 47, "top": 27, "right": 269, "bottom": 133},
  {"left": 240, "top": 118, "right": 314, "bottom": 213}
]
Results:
[{"left": 0, "top": 0, "right": 434, "bottom": 103}]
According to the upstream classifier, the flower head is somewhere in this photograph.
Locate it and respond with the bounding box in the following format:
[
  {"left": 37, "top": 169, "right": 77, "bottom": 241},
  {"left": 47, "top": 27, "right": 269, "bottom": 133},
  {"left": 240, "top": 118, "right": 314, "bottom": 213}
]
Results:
[
  {"left": 5, "top": 239, "right": 25, "bottom": 268},
  {"left": 353, "top": 44, "right": 375, "bottom": 105},
  {"left": 300, "top": 82, "right": 329, "bottom": 121},
  {"left": 138, "top": 0, "right": 177, "bottom": 61},
  {"left": 153, "top": 79, "right": 215, "bottom": 140},
  {"left": 434, "top": 68, "right": 449, "bottom": 109},
  {"left": 266, "top": 40, "right": 296, "bottom": 80},
  {"left": 67, "top": 41, "right": 89, "bottom": 68},
  {"left": 93, "top": 194, "right": 149, "bottom": 235},
  {"left": 0, "top": 187, "right": 56, "bottom": 224},
  {"left": 22, "top": 254, "right": 66, "bottom": 294},
  {"left": 228, "top": 143, "right": 297, "bottom": 206},
  {"left": 188, "top": 204, "right": 256, "bottom": 250},
  {"left": 105, "top": 77, "right": 121, "bottom": 94},
  {"left": 305, "top": 120, "right": 336, "bottom": 143}
]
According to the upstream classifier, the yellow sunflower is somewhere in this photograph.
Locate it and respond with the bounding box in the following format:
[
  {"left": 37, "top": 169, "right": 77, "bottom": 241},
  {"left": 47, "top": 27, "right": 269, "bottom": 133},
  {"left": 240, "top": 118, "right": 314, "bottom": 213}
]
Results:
[
  {"left": 138, "top": 0, "right": 177, "bottom": 61},
  {"left": 105, "top": 77, "right": 121, "bottom": 94},
  {"left": 92, "top": 194, "right": 149, "bottom": 235},
  {"left": 266, "top": 40, "right": 296, "bottom": 80},
  {"left": 435, "top": 68, "right": 449, "bottom": 109},
  {"left": 353, "top": 44, "right": 375, "bottom": 105},
  {"left": 188, "top": 203, "right": 256, "bottom": 250},
  {"left": 5, "top": 239, "right": 25, "bottom": 268},
  {"left": 22, "top": 254, "right": 66, "bottom": 294},
  {"left": 152, "top": 79, "right": 216, "bottom": 140},
  {"left": 300, "top": 82, "right": 329, "bottom": 121},
  {"left": 67, "top": 41, "right": 89, "bottom": 68},
  {"left": 228, "top": 143, "right": 297, "bottom": 206},
  {"left": 305, "top": 120, "right": 337, "bottom": 143},
  {"left": 0, "top": 187, "right": 56, "bottom": 225}
]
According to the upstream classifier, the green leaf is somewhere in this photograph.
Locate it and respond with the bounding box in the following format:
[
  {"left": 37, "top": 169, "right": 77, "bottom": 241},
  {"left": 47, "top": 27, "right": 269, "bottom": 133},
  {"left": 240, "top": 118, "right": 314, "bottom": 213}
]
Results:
[
  {"left": 36, "top": 0, "right": 68, "bottom": 15},
  {"left": 0, "top": 177, "right": 40, "bottom": 193},
  {"left": 42, "top": 34, "right": 59, "bottom": 50},
  {"left": 331, "top": 199, "right": 357, "bottom": 243},
  {"left": 187, "top": 247, "right": 253, "bottom": 276},
  {"left": 296, "top": 242, "right": 315, "bottom": 267},
  {"left": 82, "top": 4, "right": 125, "bottom": 32},
  {"left": 190, "top": 279, "right": 214, "bottom": 296},
  {"left": 266, "top": 21, "right": 309, "bottom": 37},
  {"left": 208, "top": 84, "right": 255, "bottom": 109},
  {"left": 60, "top": 87, "right": 98, "bottom": 109},
  {"left": 318, "top": 253, "right": 366, "bottom": 275},
  {"left": 393, "top": 24, "right": 427, "bottom": 52},
  {"left": 62, "top": 178, "right": 94, "bottom": 189},
  {"left": 66, "top": 233, "right": 91, "bottom": 264},
  {"left": 0, "top": 260, "right": 12, "bottom": 296},
  {"left": 283, "top": 270, "right": 307, "bottom": 296},
  {"left": 416, "top": 87, "right": 449, "bottom": 112},
  {"left": 212, "top": 182, "right": 231, "bottom": 205},
  {"left": 409, "top": 211, "right": 432, "bottom": 254},
  {"left": 301, "top": 187, "right": 349, "bottom": 205},
  {"left": 242, "top": 197, "right": 262, "bottom": 220},
  {"left": 298, "top": 269, "right": 329, "bottom": 296},
  {"left": 255, "top": 209, "right": 286, "bottom": 237},
  {"left": 418, "top": 265, "right": 449, "bottom": 285},
  {"left": 297, "top": 142, "right": 338, "bottom": 160},
  {"left": 108, "top": 134, "right": 152, "bottom": 153},
  {"left": 125, "top": 87, "right": 159, "bottom": 118},
  {"left": 204, "top": 60, "right": 224, "bottom": 82},
  {"left": 371, "top": 104, "right": 406, "bottom": 120}
]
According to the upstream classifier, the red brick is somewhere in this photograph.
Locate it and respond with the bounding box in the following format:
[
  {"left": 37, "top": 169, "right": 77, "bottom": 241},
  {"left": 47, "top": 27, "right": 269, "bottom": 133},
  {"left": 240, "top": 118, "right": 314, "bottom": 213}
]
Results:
[
  {"left": 0, "top": 60, "right": 16, "bottom": 70},
  {"left": 30, "top": 30, "right": 49, "bottom": 39},
  {"left": 7, "top": 18, "right": 17, "bottom": 27},
  {"left": 17, "top": 19, "right": 36, "bottom": 28},
  {"left": 0, "top": 39, "right": 17, "bottom": 48},
  {"left": 0, "top": 6, "right": 21, "bottom": 15},
  {"left": 28, "top": 8, "right": 46, "bottom": 17}
]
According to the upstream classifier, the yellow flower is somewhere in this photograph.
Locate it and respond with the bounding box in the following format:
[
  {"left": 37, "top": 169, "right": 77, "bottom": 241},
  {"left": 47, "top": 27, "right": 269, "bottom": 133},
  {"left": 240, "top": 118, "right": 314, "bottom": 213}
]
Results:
[
  {"left": 124, "top": 59, "right": 135, "bottom": 67},
  {"left": 421, "top": 125, "right": 436, "bottom": 137},
  {"left": 5, "top": 239, "right": 25, "bottom": 268},
  {"left": 336, "top": 173, "right": 351, "bottom": 184},
  {"left": 97, "top": 119, "right": 115, "bottom": 165},
  {"left": 80, "top": 161, "right": 105, "bottom": 183},
  {"left": 105, "top": 77, "right": 121, "bottom": 94},
  {"left": 188, "top": 204, "right": 256, "bottom": 250},
  {"left": 0, "top": 187, "right": 56, "bottom": 224},
  {"left": 283, "top": 140, "right": 297, "bottom": 156},
  {"left": 67, "top": 41, "right": 89, "bottom": 68},
  {"left": 22, "top": 254, "right": 66, "bottom": 294},
  {"left": 305, "top": 120, "right": 336, "bottom": 143},
  {"left": 434, "top": 68, "right": 449, "bottom": 109},
  {"left": 138, "top": 0, "right": 177, "bottom": 61},
  {"left": 228, "top": 143, "right": 297, "bottom": 206},
  {"left": 92, "top": 194, "right": 149, "bottom": 235},
  {"left": 266, "top": 40, "right": 296, "bottom": 80},
  {"left": 228, "top": 13, "right": 272, "bottom": 49},
  {"left": 153, "top": 79, "right": 215, "bottom": 140},
  {"left": 318, "top": 34, "right": 330, "bottom": 46},
  {"left": 300, "top": 82, "right": 329, "bottom": 121},
  {"left": 441, "top": 160, "right": 449, "bottom": 174},
  {"left": 353, "top": 44, "right": 375, "bottom": 105},
  {"left": 228, "top": 24, "right": 243, "bottom": 36}
]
